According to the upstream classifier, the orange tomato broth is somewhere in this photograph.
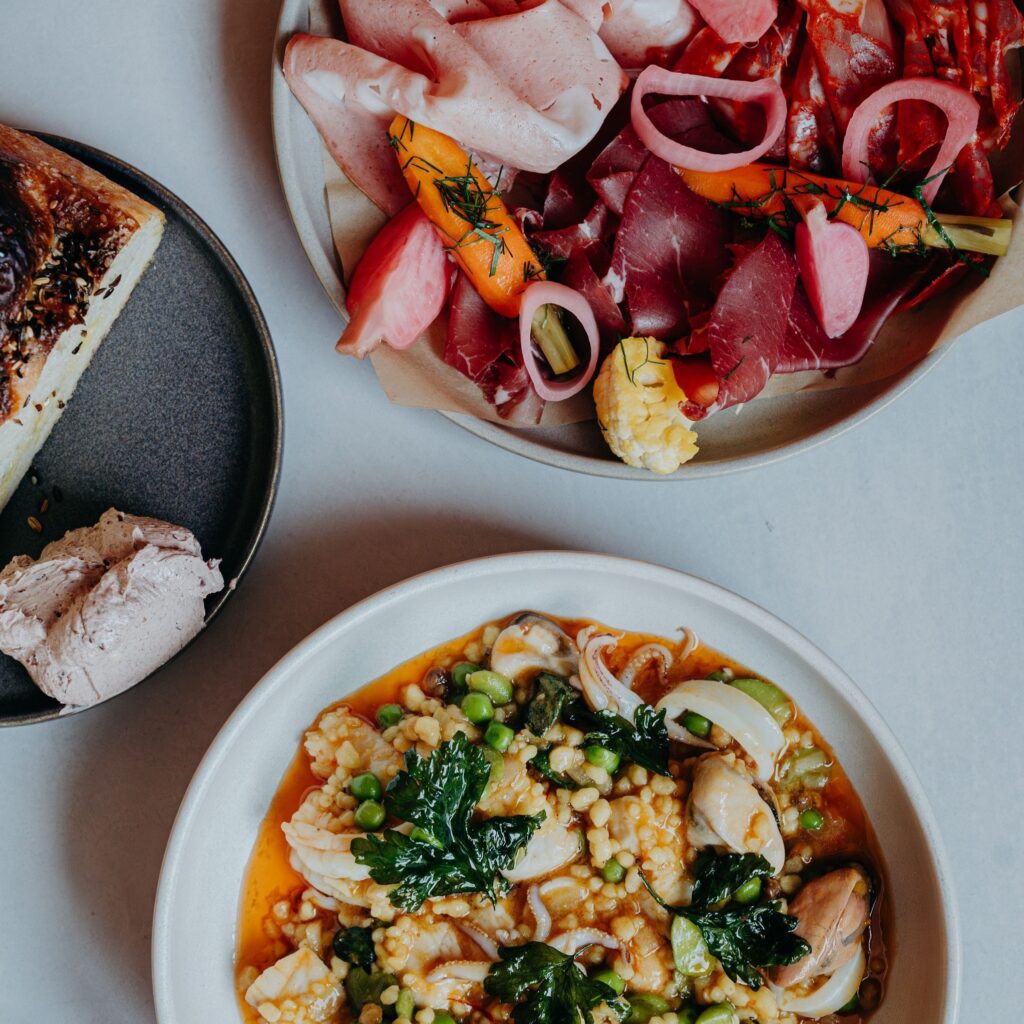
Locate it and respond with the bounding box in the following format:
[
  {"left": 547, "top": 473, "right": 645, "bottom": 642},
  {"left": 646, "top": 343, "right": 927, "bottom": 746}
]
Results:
[{"left": 236, "top": 614, "right": 889, "bottom": 1022}]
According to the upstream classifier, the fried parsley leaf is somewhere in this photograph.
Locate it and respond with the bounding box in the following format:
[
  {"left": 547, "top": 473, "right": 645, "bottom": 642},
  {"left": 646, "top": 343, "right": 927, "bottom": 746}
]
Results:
[
  {"left": 332, "top": 925, "right": 376, "bottom": 968},
  {"left": 563, "top": 700, "right": 671, "bottom": 776},
  {"left": 641, "top": 859, "right": 810, "bottom": 990},
  {"left": 351, "top": 732, "right": 543, "bottom": 911},
  {"left": 525, "top": 672, "right": 578, "bottom": 736},
  {"left": 680, "top": 903, "right": 810, "bottom": 989},
  {"left": 690, "top": 853, "right": 775, "bottom": 910},
  {"left": 527, "top": 748, "right": 582, "bottom": 790},
  {"left": 485, "top": 942, "right": 629, "bottom": 1024},
  {"left": 344, "top": 968, "right": 397, "bottom": 1011}
]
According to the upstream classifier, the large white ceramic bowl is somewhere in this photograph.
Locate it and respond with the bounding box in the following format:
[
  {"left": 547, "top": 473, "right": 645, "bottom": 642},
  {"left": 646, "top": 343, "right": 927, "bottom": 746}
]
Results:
[{"left": 152, "top": 553, "right": 960, "bottom": 1023}]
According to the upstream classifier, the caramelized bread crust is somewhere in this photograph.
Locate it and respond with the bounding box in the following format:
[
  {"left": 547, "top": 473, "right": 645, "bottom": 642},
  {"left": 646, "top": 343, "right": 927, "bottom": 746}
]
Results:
[{"left": 0, "top": 126, "right": 159, "bottom": 424}]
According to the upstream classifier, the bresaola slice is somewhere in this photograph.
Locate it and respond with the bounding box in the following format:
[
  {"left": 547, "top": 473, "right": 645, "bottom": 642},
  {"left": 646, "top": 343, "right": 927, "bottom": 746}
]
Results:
[
  {"left": 587, "top": 98, "right": 738, "bottom": 215},
  {"left": 445, "top": 272, "right": 543, "bottom": 424},
  {"left": 688, "top": 232, "right": 798, "bottom": 413},
  {"left": 607, "top": 155, "right": 729, "bottom": 339},
  {"left": 560, "top": 250, "right": 626, "bottom": 340},
  {"left": 777, "top": 252, "right": 937, "bottom": 373},
  {"left": 529, "top": 202, "right": 611, "bottom": 261}
]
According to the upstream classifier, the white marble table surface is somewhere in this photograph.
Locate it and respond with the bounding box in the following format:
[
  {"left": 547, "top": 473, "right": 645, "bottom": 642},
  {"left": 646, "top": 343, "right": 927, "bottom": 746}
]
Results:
[{"left": 1, "top": 2, "right": 1021, "bottom": 1021}]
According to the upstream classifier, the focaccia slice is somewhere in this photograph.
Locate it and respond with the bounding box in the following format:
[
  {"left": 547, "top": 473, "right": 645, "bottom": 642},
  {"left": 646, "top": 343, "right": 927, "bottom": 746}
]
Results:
[{"left": 0, "top": 125, "right": 165, "bottom": 510}]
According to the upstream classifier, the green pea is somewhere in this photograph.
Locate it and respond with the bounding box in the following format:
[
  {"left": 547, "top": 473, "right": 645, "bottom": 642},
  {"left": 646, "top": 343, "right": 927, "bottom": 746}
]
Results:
[
  {"left": 682, "top": 711, "right": 712, "bottom": 738},
  {"left": 592, "top": 969, "right": 625, "bottom": 996},
  {"left": 353, "top": 799, "right": 386, "bottom": 831},
  {"left": 800, "top": 808, "right": 824, "bottom": 831},
  {"left": 349, "top": 772, "right": 382, "bottom": 803},
  {"left": 695, "top": 1003, "right": 735, "bottom": 1024},
  {"left": 394, "top": 988, "right": 415, "bottom": 1020},
  {"left": 485, "top": 721, "right": 515, "bottom": 752},
  {"left": 376, "top": 704, "right": 403, "bottom": 729},
  {"left": 626, "top": 994, "right": 671, "bottom": 1023},
  {"left": 433, "top": 1013, "right": 456, "bottom": 1024},
  {"left": 461, "top": 691, "right": 495, "bottom": 724},
  {"left": 467, "top": 669, "right": 514, "bottom": 705},
  {"left": 676, "top": 1007, "right": 701, "bottom": 1024},
  {"left": 733, "top": 876, "right": 762, "bottom": 904},
  {"left": 671, "top": 915, "right": 713, "bottom": 977},
  {"left": 705, "top": 669, "right": 732, "bottom": 682},
  {"left": 601, "top": 858, "right": 626, "bottom": 883},
  {"left": 584, "top": 744, "right": 621, "bottom": 773},
  {"left": 452, "top": 661, "right": 481, "bottom": 690}
]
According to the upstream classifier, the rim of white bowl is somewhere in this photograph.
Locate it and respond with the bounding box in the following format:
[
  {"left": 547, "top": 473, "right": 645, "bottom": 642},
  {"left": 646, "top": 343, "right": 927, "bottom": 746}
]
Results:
[{"left": 152, "top": 551, "right": 961, "bottom": 1023}]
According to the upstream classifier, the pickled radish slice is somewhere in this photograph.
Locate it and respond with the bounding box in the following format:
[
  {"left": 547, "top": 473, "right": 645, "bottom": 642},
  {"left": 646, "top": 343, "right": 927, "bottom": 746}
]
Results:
[{"left": 795, "top": 200, "right": 869, "bottom": 339}]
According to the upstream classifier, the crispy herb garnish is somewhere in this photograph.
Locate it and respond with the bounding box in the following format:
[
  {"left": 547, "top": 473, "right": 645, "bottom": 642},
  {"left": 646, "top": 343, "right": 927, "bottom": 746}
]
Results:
[
  {"left": 525, "top": 672, "right": 577, "bottom": 736},
  {"left": 351, "top": 733, "right": 543, "bottom": 911},
  {"left": 528, "top": 748, "right": 582, "bottom": 790},
  {"left": 485, "top": 941, "right": 629, "bottom": 1024},
  {"left": 641, "top": 856, "right": 810, "bottom": 989},
  {"left": 690, "top": 853, "right": 776, "bottom": 909},
  {"left": 332, "top": 926, "right": 376, "bottom": 969},
  {"left": 563, "top": 701, "right": 671, "bottom": 776},
  {"left": 345, "top": 968, "right": 397, "bottom": 1011}
]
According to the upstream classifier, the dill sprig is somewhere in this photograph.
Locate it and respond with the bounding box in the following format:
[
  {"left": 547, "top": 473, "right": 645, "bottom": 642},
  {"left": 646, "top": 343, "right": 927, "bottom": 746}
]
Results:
[
  {"left": 911, "top": 167, "right": 990, "bottom": 278},
  {"left": 717, "top": 167, "right": 921, "bottom": 251},
  {"left": 427, "top": 158, "right": 510, "bottom": 276}
]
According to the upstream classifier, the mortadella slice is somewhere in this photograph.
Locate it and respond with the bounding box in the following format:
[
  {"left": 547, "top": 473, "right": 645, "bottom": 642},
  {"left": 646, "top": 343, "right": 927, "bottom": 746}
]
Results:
[{"left": 284, "top": 0, "right": 626, "bottom": 219}]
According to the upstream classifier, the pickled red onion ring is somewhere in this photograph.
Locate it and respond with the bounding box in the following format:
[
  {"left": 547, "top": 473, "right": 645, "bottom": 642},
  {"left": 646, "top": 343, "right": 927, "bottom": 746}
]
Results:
[
  {"left": 518, "top": 281, "right": 600, "bottom": 401},
  {"left": 631, "top": 66, "right": 787, "bottom": 172},
  {"left": 842, "top": 78, "right": 980, "bottom": 205}
]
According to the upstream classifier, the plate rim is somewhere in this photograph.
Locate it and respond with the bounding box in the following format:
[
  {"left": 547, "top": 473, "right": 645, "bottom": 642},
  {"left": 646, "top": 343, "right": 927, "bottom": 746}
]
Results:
[
  {"left": 269, "top": 0, "right": 956, "bottom": 481},
  {"left": 1, "top": 129, "right": 285, "bottom": 727},
  {"left": 151, "top": 549, "right": 962, "bottom": 1024}
]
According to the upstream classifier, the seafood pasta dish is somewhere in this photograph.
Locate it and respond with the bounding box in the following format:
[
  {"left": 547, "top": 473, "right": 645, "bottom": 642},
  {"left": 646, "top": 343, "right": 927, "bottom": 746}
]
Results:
[{"left": 237, "top": 613, "right": 887, "bottom": 1024}]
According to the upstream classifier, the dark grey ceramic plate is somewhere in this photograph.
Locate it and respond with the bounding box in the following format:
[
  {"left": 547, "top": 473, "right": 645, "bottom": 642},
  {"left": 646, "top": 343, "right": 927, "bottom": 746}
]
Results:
[{"left": 0, "top": 133, "right": 283, "bottom": 726}]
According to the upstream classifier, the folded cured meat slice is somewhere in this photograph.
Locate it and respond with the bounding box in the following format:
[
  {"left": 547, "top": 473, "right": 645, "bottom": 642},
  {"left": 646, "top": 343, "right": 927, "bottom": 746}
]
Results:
[
  {"left": 284, "top": 0, "right": 625, "bottom": 214},
  {"left": 445, "top": 272, "right": 543, "bottom": 423},
  {"left": 606, "top": 155, "right": 729, "bottom": 339},
  {"left": 598, "top": 0, "right": 699, "bottom": 68},
  {"left": 588, "top": 98, "right": 735, "bottom": 216},
  {"left": 798, "top": 0, "right": 901, "bottom": 175},
  {"left": 776, "top": 252, "right": 937, "bottom": 373},
  {"left": 691, "top": 232, "right": 798, "bottom": 412}
]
